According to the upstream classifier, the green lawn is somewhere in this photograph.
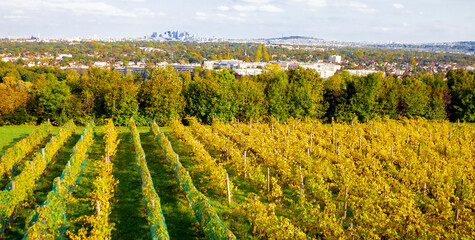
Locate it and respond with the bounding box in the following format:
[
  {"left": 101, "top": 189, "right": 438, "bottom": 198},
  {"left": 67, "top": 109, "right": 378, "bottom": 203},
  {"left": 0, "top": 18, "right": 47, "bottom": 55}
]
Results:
[{"left": 0, "top": 125, "right": 38, "bottom": 154}]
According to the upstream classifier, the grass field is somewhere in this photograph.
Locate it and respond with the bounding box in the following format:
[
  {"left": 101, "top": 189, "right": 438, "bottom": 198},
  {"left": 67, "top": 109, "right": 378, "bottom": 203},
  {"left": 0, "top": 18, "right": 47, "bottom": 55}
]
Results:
[{"left": 0, "top": 125, "right": 254, "bottom": 239}]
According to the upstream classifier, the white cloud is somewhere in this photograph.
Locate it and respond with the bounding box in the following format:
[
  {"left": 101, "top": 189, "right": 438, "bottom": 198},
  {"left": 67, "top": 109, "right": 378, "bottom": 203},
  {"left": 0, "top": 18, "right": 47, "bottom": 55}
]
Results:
[
  {"left": 374, "top": 26, "right": 392, "bottom": 32},
  {"left": 233, "top": 5, "right": 258, "bottom": 12},
  {"left": 195, "top": 11, "right": 208, "bottom": 20},
  {"left": 12, "top": 10, "right": 25, "bottom": 15},
  {"left": 134, "top": 8, "right": 155, "bottom": 16},
  {"left": 288, "top": 0, "right": 328, "bottom": 8},
  {"left": 199, "top": 11, "right": 247, "bottom": 23},
  {"left": 228, "top": 16, "right": 246, "bottom": 22},
  {"left": 0, "top": 0, "right": 139, "bottom": 17},
  {"left": 393, "top": 3, "right": 404, "bottom": 9},
  {"left": 240, "top": 0, "right": 273, "bottom": 3},
  {"left": 334, "top": 2, "right": 377, "bottom": 13},
  {"left": 259, "top": 4, "right": 284, "bottom": 12},
  {"left": 4, "top": 15, "right": 30, "bottom": 20},
  {"left": 3, "top": 9, "right": 29, "bottom": 20},
  {"left": 233, "top": 4, "right": 283, "bottom": 12},
  {"left": 217, "top": 6, "right": 230, "bottom": 11},
  {"left": 44, "top": 1, "right": 135, "bottom": 17},
  {"left": 120, "top": 0, "right": 146, "bottom": 2}
]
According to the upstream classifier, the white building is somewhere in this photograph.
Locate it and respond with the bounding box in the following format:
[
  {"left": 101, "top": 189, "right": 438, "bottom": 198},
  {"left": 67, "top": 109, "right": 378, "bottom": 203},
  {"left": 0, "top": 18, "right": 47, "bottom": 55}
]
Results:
[
  {"left": 93, "top": 62, "right": 108, "bottom": 67},
  {"left": 297, "top": 62, "right": 342, "bottom": 79},
  {"left": 56, "top": 54, "right": 73, "bottom": 60},
  {"left": 203, "top": 60, "right": 244, "bottom": 70},
  {"left": 347, "top": 69, "right": 378, "bottom": 76},
  {"left": 234, "top": 68, "right": 263, "bottom": 76},
  {"left": 329, "top": 55, "right": 342, "bottom": 64},
  {"left": 170, "top": 63, "right": 201, "bottom": 72}
]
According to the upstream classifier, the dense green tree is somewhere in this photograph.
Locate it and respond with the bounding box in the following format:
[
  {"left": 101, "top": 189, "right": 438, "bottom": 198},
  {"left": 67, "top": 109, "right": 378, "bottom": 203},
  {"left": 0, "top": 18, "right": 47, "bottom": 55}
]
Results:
[
  {"left": 139, "top": 66, "right": 184, "bottom": 125},
  {"left": 323, "top": 72, "right": 351, "bottom": 122},
  {"left": 233, "top": 76, "right": 267, "bottom": 121},
  {"left": 376, "top": 76, "right": 399, "bottom": 119},
  {"left": 261, "top": 66, "right": 290, "bottom": 121},
  {"left": 287, "top": 67, "right": 325, "bottom": 119},
  {"left": 103, "top": 75, "right": 139, "bottom": 125},
  {"left": 424, "top": 74, "right": 448, "bottom": 119},
  {"left": 446, "top": 69, "right": 475, "bottom": 121},
  {"left": 31, "top": 73, "right": 70, "bottom": 124},
  {"left": 350, "top": 73, "right": 383, "bottom": 121},
  {"left": 399, "top": 77, "right": 430, "bottom": 118},
  {"left": 183, "top": 69, "right": 237, "bottom": 124}
]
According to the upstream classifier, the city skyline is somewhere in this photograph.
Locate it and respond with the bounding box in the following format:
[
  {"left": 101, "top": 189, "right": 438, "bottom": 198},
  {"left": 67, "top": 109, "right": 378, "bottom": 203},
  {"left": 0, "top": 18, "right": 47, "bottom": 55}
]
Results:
[{"left": 0, "top": 0, "right": 474, "bottom": 43}]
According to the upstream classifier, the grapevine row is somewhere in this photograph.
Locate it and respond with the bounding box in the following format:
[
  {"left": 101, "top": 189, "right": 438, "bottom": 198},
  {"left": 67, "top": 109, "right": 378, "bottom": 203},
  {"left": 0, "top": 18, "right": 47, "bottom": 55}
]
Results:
[
  {"left": 129, "top": 118, "right": 169, "bottom": 240},
  {"left": 171, "top": 119, "right": 233, "bottom": 197},
  {"left": 150, "top": 121, "right": 236, "bottom": 240},
  {"left": 23, "top": 121, "right": 95, "bottom": 239},
  {"left": 68, "top": 119, "right": 120, "bottom": 240},
  {"left": 0, "top": 120, "right": 75, "bottom": 234},
  {"left": 0, "top": 121, "right": 52, "bottom": 181}
]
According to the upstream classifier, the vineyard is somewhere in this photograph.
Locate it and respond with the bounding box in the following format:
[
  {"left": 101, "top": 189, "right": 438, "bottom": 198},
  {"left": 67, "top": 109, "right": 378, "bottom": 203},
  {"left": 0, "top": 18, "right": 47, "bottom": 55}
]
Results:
[{"left": 0, "top": 118, "right": 473, "bottom": 239}]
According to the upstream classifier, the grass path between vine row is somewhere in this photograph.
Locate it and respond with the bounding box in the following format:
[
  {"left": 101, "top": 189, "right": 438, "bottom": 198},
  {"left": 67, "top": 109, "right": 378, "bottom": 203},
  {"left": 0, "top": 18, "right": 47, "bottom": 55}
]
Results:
[{"left": 140, "top": 128, "right": 204, "bottom": 239}]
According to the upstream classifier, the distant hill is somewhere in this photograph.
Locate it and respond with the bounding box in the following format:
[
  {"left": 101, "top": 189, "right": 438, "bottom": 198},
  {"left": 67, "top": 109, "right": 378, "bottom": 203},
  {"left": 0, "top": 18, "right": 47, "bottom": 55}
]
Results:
[{"left": 265, "top": 36, "right": 323, "bottom": 41}]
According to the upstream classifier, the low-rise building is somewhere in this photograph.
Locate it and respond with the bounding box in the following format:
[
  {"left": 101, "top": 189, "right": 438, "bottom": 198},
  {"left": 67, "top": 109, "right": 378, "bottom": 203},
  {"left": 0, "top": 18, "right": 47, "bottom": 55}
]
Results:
[
  {"left": 347, "top": 69, "right": 379, "bottom": 76},
  {"left": 329, "top": 55, "right": 342, "bottom": 64},
  {"left": 170, "top": 63, "right": 201, "bottom": 72}
]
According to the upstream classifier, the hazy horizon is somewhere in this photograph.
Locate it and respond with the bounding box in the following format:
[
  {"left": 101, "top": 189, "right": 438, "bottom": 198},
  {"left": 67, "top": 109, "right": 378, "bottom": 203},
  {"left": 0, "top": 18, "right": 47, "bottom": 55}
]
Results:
[{"left": 1, "top": 0, "right": 474, "bottom": 43}]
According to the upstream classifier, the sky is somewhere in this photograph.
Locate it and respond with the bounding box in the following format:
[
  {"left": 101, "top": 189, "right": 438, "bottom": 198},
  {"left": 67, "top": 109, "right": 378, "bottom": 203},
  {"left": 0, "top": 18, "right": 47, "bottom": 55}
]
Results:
[{"left": 0, "top": 0, "right": 473, "bottom": 43}]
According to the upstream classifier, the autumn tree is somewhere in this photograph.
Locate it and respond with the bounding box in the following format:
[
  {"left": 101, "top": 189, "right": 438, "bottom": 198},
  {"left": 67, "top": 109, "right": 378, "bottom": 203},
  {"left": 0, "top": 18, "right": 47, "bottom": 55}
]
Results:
[
  {"left": 0, "top": 76, "right": 30, "bottom": 124},
  {"left": 255, "top": 44, "right": 262, "bottom": 62},
  {"left": 263, "top": 44, "right": 270, "bottom": 62}
]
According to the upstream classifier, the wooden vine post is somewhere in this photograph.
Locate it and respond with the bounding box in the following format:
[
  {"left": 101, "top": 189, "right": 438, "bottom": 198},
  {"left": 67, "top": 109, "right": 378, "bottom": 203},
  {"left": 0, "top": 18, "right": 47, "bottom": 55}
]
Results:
[
  {"left": 267, "top": 167, "right": 270, "bottom": 194},
  {"left": 332, "top": 118, "right": 335, "bottom": 144},
  {"left": 226, "top": 173, "right": 231, "bottom": 204},
  {"left": 359, "top": 134, "right": 362, "bottom": 150},
  {"left": 299, "top": 165, "right": 304, "bottom": 195},
  {"left": 96, "top": 201, "right": 101, "bottom": 216},
  {"left": 344, "top": 187, "right": 348, "bottom": 223},
  {"left": 244, "top": 151, "right": 247, "bottom": 178}
]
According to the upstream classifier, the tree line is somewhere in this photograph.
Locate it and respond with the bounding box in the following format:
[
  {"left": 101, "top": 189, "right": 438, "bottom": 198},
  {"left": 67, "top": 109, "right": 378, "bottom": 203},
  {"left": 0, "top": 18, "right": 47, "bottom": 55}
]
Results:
[{"left": 0, "top": 61, "right": 473, "bottom": 126}]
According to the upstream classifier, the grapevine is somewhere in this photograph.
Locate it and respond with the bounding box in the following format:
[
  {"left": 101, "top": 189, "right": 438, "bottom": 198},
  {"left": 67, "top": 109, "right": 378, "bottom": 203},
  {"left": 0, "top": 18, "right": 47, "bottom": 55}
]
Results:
[
  {"left": 150, "top": 121, "right": 236, "bottom": 240},
  {"left": 0, "top": 120, "right": 75, "bottom": 235},
  {"left": 129, "top": 118, "right": 170, "bottom": 240},
  {"left": 23, "top": 121, "right": 95, "bottom": 240},
  {"left": 0, "top": 121, "right": 52, "bottom": 181},
  {"left": 68, "top": 119, "right": 120, "bottom": 240}
]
